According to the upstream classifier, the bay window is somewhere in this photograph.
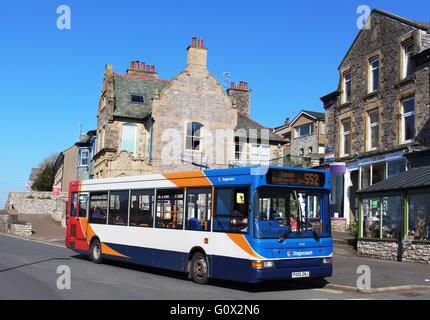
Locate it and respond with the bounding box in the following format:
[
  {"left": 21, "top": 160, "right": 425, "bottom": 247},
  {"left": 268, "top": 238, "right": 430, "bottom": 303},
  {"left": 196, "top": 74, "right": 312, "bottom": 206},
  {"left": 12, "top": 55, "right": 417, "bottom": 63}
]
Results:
[{"left": 121, "top": 123, "right": 137, "bottom": 154}]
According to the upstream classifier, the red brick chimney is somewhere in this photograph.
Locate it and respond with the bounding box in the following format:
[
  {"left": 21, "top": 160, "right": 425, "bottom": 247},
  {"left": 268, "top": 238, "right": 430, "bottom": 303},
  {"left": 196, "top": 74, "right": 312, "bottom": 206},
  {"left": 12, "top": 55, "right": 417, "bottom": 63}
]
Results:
[{"left": 127, "top": 60, "right": 158, "bottom": 78}]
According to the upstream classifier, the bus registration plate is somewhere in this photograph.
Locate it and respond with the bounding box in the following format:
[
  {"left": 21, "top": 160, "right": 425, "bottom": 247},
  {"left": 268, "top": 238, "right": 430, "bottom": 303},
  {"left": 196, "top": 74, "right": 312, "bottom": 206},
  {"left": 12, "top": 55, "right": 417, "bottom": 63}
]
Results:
[{"left": 292, "top": 271, "right": 310, "bottom": 278}]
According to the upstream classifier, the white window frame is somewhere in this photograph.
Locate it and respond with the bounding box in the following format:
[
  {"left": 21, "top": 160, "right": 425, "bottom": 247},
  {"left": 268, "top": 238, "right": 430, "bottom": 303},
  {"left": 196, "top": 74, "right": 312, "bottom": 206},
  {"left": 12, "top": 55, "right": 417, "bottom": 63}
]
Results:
[
  {"left": 342, "top": 71, "right": 352, "bottom": 104},
  {"left": 120, "top": 123, "right": 137, "bottom": 155},
  {"left": 401, "top": 97, "right": 415, "bottom": 144},
  {"left": 185, "top": 122, "right": 203, "bottom": 152},
  {"left": 402, "top": 41, "right": 415, "bottom": 79},
  {"left": 369, "top": 57, "right": 380, "bottom": 93},
  {"left": 79, "top": 149, "right": 90, "bottom": 167},
  {"left": 340, "top": 118, "right": 351, "bottom": 157},
  {"left": 295, "top": 123, "right": 314, "bottom": 138},
  {"left": 367, "top": 109, "right": 379, "bottom": 151},
  {"left": 250, "top": 144, "right": 270, "bottom": 165}
]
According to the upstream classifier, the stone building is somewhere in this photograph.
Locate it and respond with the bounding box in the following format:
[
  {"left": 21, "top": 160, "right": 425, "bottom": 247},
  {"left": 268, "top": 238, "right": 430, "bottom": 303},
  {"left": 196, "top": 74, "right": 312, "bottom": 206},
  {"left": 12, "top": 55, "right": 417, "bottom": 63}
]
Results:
[
  {"left": 274, "top": 110, "right": 325, "bottom": 167},
  {"left": 93, "top": 37, "right": 286, "bottom": 179},
  {"left": 321, "top": 9, "right": 430, "bottom": 225},
  {"left": 54, "top": 130, "right": 97, "bottom": 192}
]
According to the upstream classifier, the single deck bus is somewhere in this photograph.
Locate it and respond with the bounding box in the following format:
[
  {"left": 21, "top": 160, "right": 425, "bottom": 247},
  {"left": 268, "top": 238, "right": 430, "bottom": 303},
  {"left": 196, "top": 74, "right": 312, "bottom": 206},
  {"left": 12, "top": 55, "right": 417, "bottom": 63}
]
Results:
[{"left": 66, "top": 166, "right": 333, "bottom": 284}]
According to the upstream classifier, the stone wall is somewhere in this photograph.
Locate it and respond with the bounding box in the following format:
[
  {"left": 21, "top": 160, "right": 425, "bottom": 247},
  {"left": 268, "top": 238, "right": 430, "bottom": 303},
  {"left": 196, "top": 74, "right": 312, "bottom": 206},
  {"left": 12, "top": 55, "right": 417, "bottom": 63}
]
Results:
[
  {"left": 9, "top": 223, "right": 32, "bottom": 238},
  {"left": 5, "top": 192, "right": 67, "bottom": 215},
  {"left": 358, "top": 240, "right": 430, "bottom": 264}
]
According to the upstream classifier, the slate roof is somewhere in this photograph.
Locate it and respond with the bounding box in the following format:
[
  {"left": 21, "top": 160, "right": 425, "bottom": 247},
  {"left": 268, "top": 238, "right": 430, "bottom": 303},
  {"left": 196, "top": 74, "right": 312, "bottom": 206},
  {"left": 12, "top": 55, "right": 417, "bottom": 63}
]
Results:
[
  {"left": 301, "top": 110, "right": 325, "bottom": 120},
  {"left": 113, "top": 74, "right": 170, "bottom": 120},
  {"left": 235, "top": 112, "right": 287, "bottom": 143},
  {"left": 358, "top": 166, "right": 430, "bottom": 194}
]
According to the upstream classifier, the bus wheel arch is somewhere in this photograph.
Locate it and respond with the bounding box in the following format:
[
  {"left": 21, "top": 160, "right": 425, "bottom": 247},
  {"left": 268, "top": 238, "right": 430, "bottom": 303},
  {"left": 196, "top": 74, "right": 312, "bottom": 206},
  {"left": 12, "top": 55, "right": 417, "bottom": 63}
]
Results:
[
  {"left": 187, "top": 247, "right": 209, "bottom": 285},
  {"left": 89, "top": 237, "right": 103, "bottom": 264}
]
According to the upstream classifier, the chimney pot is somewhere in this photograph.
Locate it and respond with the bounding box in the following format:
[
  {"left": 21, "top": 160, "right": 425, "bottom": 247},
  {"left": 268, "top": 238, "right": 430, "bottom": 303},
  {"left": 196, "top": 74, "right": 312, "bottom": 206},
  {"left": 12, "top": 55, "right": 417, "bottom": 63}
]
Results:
[
  {"left": 141, "top": 62, "right": 145, "bottom": 70},
  {"left": 135, "top": 60, "right": 140, "bottom": 70},
  {"left": 244, "top": 82, "right": 248, "bottom": 91},
  {"left": 192, "top": 37, "right": 197, "bottom": 47},
  {"left": 146, "top": 65, "right": 151, "bottom": 71},
  {"left": 131, "top": 61, "right": 135, "bottom": 69},
  {"left": 151, "top": 65, "right": 155, "bottom": 72},
  {"left": 198, "top": 38, "right": 204, "bottom": 48},
  {"left": 239, "top": 81, "right": 244, "bottom": 89},
  {"left": 231, "top": 82, "right": 235, "bottom": 89}
]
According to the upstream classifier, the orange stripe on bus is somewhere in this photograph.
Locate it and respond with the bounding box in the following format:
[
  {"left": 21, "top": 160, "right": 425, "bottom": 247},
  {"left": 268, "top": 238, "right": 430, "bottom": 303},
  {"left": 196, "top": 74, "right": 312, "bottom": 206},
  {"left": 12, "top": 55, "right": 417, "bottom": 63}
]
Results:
[
  {"left": 162, "top": 171, "right": 212, "bottom": 187},
  {"left": 227, "top": 233, "right": 263, "bottom": 259},
  {"left": 101, "top": 243, "right": 129, "bottom": 258}
]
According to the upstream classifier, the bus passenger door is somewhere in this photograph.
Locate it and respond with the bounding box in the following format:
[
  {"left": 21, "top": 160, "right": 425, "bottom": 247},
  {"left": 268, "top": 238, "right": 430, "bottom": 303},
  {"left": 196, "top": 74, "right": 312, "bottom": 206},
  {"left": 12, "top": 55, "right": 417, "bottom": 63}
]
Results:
[{"left": 68, "top": 193, "right": 90, "bottom": 251}]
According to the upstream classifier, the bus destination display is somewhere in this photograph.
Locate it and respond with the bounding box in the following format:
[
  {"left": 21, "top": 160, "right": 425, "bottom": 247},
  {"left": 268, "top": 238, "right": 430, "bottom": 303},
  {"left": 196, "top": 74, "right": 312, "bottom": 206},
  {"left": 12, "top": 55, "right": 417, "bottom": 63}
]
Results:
[{"left": 267, "top": 169, "right": 325, "bottom": 187}]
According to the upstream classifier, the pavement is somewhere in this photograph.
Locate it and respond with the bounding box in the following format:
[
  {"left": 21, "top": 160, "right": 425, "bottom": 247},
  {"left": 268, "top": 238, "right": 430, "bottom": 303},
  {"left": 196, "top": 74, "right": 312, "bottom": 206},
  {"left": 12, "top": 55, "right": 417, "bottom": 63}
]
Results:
[
  {"left": 0, "top": 232, "right": 430, "bottom": 300},
  {"left": 16, "top": 214, "right": 65, "bottom": 244}
]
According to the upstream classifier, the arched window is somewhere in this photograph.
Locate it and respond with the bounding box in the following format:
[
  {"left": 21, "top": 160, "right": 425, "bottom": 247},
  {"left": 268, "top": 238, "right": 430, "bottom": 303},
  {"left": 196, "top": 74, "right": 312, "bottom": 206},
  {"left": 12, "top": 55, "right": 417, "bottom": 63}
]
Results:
[
  {"left": 121, "top": 123, "right": 137, "bottom": 154},
  {"left": 186, "top": 122, "right": 203, "bottom": 151}
]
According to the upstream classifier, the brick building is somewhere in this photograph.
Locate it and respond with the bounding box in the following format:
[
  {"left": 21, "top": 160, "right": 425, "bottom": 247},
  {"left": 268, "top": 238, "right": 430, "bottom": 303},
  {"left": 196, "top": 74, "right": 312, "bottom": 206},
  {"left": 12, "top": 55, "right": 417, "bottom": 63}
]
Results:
[
  {"left": 93, "top": 37, "right": 286, "bottom": 179},
  {"left": 321, "top": 9, "right": 430, "bottom": 225}
]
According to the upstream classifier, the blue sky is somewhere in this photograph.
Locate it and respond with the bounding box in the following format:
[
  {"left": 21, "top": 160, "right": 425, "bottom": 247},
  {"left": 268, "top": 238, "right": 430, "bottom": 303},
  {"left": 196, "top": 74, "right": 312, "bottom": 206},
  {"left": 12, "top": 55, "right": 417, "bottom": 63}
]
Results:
[{"left": 0, "top": 0, "right": 429, "bottom": 207}]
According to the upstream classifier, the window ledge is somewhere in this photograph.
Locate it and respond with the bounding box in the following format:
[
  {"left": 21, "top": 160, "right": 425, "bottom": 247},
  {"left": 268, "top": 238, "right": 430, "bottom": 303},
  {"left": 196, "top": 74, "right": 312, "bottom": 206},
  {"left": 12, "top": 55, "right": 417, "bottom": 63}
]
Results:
[
  {"left": 396, "top": 75, "right": 416, "bottom": 87},
  {"left": 339, "top": 101, "right": 352, "bottom": 109},
  {"left": 364, "top": 90, "right": 380, "bottom": 101}
]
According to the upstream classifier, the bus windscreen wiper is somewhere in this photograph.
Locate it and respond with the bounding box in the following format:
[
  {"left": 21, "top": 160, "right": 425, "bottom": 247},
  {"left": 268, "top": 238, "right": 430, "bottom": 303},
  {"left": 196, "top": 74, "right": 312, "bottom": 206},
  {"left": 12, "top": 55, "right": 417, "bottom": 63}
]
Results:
[
  {"left": 309, "top": 226, "right": 320, "bottom": 242},
  {"left": 278, "top": 229, "right": 291, "bottom": 243}
]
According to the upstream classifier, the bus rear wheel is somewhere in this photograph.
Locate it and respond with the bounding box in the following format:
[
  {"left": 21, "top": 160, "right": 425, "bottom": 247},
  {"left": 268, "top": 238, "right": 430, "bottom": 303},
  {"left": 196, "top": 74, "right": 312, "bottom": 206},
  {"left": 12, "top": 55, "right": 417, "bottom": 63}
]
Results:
[
  {"left": 90, "top": 239, "right": 103, "bottom": 264},
  {"left": 190, "top": 252, "right": 209, "bottom": 285}
]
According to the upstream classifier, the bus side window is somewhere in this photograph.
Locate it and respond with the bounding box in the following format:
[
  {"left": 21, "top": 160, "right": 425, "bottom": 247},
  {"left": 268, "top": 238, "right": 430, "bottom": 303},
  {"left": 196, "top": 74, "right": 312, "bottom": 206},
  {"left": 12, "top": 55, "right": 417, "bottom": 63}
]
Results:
[
  {"left": 214, "top": 187, "right": 249, "bottom": 234},
  {"left": 130, "top": 190, "right": 154, "bottom": 228},
  {"left": 78, "top": 194, "right": 88, "bottom": 218},
  {"left": 70, "top": 193, "right": 78, "bottom": 217},
  {"left": 185, "top": 188, "right": 212, "bottom": 232},
  {"left": 89, "top": 193, "right": 108, "bottom": 224}
]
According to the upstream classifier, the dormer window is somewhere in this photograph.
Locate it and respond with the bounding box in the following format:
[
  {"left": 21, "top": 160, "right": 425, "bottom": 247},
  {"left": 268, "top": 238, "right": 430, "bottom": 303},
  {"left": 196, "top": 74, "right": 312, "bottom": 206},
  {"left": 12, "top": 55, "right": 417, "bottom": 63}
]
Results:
[{"left": 130, "top": 94, "right": 144, "bottom": 104}]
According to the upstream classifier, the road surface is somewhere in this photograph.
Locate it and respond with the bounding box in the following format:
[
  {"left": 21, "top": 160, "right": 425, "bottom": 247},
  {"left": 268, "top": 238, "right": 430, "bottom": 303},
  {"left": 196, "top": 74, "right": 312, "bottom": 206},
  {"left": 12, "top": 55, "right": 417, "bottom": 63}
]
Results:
[{"left": 0, "top": 233, "right": 429, "bottom": 300}]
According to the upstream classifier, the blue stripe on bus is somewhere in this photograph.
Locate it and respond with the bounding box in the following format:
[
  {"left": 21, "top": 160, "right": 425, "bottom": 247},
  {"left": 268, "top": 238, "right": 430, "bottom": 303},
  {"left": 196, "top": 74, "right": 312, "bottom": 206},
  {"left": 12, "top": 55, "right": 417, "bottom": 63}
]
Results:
[{"left": 97, "top": 242, "right": 332, "bottom": 283}]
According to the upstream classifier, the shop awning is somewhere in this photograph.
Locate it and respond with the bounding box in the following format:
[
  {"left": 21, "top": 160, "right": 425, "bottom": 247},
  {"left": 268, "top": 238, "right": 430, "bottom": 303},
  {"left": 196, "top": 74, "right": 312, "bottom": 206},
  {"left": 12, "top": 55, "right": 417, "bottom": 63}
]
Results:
[{"left": 358, "top": 165, "right": 430, "bottom": 195}]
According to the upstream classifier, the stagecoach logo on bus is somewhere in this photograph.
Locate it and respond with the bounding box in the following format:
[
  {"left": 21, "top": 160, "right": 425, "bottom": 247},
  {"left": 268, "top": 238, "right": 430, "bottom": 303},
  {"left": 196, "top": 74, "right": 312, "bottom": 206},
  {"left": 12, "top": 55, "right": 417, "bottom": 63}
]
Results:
[{"left": 287, "top": 250, "right": 314, "bottom": 257}]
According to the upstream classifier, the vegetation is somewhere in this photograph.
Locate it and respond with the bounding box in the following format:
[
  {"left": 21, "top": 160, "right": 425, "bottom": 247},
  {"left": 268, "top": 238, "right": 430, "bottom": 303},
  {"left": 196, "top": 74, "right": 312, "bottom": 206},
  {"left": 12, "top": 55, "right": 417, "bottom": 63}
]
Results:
[{"left": 31, "top": 153, "right": 59, "bottom": 192}]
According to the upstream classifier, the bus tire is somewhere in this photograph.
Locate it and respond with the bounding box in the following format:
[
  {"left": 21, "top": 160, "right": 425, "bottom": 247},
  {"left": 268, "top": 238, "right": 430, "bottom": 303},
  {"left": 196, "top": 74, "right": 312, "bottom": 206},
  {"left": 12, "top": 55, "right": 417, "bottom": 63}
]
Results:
[
  {"left": 190, "top": 252, "right": 209, "bottom": 285},
  {"left": 90, "top": 239, "right": 103, "bottom": 264}
]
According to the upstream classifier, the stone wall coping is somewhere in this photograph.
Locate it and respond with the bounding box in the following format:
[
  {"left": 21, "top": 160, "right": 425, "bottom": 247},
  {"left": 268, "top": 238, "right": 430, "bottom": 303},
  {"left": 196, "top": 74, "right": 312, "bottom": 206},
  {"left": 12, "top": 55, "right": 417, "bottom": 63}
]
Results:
[{"left": 359, "top": 238, "right": 430, "bottom": 245}]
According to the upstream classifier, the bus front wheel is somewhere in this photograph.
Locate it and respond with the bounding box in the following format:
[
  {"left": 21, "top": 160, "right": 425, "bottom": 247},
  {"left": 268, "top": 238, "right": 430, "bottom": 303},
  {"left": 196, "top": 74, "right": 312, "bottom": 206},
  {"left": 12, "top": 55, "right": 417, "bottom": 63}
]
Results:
[
  {"left": 190, "top": 252, "right": 209, "bottom": 285},
  {"left": 90, "top": 239, "right": 103, "bottom": 264}
]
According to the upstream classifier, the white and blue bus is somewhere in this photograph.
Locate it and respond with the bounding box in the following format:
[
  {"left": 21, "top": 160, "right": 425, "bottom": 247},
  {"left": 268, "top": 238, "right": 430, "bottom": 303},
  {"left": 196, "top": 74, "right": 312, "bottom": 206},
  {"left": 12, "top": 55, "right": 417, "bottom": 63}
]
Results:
[{"left": 66, "top": 166, "right": 333, "bottom": 284}]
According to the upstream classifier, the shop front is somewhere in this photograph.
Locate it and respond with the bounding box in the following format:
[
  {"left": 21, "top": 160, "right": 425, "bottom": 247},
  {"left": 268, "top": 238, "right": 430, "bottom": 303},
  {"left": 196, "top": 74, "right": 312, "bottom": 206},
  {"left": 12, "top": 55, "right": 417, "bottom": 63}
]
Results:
[{"left": 357, "top": 166, "right": 430, "bottom": 263}]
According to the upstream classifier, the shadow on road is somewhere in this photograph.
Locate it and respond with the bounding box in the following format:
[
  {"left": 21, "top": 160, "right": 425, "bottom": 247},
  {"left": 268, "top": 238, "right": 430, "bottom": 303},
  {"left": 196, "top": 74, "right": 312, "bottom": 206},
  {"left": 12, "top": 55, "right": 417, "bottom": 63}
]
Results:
[
  {"left": 71, "top": 254, "right": 329, "bottom": 293},
  {"left": 0, "top": 257, "right": 71, "bottom": 273}
]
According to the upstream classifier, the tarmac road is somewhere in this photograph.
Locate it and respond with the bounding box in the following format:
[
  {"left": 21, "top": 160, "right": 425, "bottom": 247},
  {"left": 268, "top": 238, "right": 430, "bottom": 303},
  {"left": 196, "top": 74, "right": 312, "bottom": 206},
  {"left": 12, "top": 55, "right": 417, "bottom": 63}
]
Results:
[{"left": 0, "top": 233, "right": 429, "bottom": 300}]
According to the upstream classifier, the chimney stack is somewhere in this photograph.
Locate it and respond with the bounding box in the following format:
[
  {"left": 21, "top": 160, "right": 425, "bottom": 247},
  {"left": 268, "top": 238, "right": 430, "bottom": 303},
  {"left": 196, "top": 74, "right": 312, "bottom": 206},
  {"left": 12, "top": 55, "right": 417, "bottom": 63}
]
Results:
[
  {"left": 186, "top": 36, "right": 208, "bottom": 72},
  {"left": 127, "top": 60, "right": 158, "bottom": 78},
  {"left": 227, "top": 81, "right": 251, "bottom": 116}
]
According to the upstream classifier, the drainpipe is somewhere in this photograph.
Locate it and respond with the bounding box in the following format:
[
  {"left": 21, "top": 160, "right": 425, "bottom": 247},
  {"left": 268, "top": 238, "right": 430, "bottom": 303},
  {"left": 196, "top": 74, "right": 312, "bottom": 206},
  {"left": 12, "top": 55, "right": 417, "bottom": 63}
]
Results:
[{"left": 149, "top": 120, "right": 153, "bottom": 165}]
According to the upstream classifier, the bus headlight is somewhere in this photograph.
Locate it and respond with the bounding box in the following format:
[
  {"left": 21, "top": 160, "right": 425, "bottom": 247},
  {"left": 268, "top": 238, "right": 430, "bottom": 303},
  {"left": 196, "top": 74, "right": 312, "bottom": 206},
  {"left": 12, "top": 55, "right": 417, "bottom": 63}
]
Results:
[
  {"left": 251, "top": 261, "right": 275, "bottom": 269},
  {"left": 322, "top": 257, "right": 332, "bottom": 264}
]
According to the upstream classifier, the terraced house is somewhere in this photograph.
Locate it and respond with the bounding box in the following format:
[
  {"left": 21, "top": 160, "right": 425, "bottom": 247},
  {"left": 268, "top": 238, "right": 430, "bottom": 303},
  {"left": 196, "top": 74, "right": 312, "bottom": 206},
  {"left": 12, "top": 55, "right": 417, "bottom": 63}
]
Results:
[
  {"left": 93, "top": 37, "right": 286, "bottom": 179},
  {"left": 321, "top": 9, "right": 430, "bottom": 226}
]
